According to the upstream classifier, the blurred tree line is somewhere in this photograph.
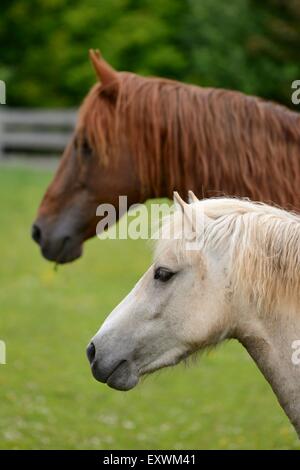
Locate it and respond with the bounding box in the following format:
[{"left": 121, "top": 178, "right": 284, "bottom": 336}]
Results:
[{"left": 0, "top": 0, "right": 299, "bottom": 108}]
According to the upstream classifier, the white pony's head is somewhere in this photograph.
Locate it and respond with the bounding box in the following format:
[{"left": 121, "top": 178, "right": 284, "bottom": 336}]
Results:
[
  {"left": 87, "top": 193, "right": 300, "bottom": 390},
  {"left": 87, "top": 192, "right": 234, "bottom": 390}
]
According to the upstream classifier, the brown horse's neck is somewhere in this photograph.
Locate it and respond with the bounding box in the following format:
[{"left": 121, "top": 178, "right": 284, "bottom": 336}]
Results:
[
  {"left": 81, "top": 72, "right": 300, "bottom": 210},
  {"left": 113, "top": 75, "right": 300, "bottom": 211},
  {"left": 155, "top": 107, "right": 300, "bottom": 210}
]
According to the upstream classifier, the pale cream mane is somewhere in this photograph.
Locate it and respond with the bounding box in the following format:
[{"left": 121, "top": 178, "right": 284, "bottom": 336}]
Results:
[{"left": 156, "top": 197, "right": 300, "bottom": 313}]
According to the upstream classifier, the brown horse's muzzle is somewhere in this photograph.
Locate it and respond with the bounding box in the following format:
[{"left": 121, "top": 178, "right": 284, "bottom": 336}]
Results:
[{"left": 31, "top": 216, "right": 83, "bottom": 264}]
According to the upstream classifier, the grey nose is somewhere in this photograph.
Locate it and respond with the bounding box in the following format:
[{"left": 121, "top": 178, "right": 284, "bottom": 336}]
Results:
[
  {"left": 31, "top": 223, "right": 42, "bottom": 245},
  {"left": 86, "top": 342, "right": 96, "bottom": 364}
]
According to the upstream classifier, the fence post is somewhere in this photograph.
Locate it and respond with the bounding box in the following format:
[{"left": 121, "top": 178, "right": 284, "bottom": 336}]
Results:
[{"left": 0, "top": 108, "right": 76, "bottom": 162}]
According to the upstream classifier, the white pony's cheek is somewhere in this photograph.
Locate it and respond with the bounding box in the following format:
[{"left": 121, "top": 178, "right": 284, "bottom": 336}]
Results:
[{"left": 94, "top": 268, "right": 154, "bottom": 337}]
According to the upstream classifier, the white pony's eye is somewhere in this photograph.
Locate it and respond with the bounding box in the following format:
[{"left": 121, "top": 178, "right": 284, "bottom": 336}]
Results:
[{"left": 154, "top": 267, "right": 176, "bottom": 283}]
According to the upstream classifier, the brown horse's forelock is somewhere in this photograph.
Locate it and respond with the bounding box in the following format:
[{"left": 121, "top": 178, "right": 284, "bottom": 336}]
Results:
[{"left": 76, "top": 72, "right": 300, "bottom": 209}]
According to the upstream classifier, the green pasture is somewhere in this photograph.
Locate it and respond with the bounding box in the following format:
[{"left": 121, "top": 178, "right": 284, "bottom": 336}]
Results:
[{"left": 0, "top": 166, "right": 299, "bottom": 450}]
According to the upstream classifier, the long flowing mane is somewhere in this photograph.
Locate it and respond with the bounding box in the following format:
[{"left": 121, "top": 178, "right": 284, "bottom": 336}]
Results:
[
  {"left": 77, "top": 71, "right": 300, "bottom": 209},
  {"left": 158, "top": 198, "right": 300, "bottom": 314}
]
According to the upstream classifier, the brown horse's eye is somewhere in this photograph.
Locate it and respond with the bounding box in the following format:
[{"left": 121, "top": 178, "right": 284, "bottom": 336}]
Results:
[
  {"left": 82, "top": 138, "right": 91, "bottom": 153},
  {"left": 74, "top": 135, "right": 91, "bottom": 155},
  {"left": 154, "top": 267, "right": 176, "bottom": 283}
]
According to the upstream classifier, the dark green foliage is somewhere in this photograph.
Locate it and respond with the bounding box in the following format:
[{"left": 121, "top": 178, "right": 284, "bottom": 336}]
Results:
[{"left": 0, "top": 0, "right": 299, "bottom": 108}]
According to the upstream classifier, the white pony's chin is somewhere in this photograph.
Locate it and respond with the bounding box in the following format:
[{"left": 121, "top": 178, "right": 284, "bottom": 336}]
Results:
[{"left": 106, "top": 361, "right": 139, "bottom": 391}]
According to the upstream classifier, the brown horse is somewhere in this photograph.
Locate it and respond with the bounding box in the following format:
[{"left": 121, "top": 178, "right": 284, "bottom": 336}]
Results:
[{"left": 32, "top": 49, "right": 300, "bottom": 263}]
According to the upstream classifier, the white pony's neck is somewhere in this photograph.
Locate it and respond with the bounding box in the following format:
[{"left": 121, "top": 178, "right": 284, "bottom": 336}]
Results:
[
  {"left": 235, "top": 302, "right": 300, "bottom": 438},
  {"left": 199, "top": 198, "right": 300, "bottom": 436}
]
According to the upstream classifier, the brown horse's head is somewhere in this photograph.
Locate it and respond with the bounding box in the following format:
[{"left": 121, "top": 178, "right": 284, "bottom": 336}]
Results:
[
  {"left": 32, "top": 51, "right": 142, "bottom": 263},
  {"left": 33, "top": 49, "right": 300, "bottom": 264}
]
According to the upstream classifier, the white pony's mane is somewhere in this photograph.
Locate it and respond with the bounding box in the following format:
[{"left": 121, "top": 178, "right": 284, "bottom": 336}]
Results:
[{"left": 156, "top": 197, "right": 300, "bottom": 313}]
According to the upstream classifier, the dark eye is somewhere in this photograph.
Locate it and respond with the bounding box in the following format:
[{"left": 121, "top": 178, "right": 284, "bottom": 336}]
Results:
[
  {"left": 74, "top": 135, "right": 91, "bottom": 154},
  {"left": 82, "top": 138, "right": 91, "bottom": 153},
  {"left": 154, "top": 267, "right": 176, "bottom": 283}
]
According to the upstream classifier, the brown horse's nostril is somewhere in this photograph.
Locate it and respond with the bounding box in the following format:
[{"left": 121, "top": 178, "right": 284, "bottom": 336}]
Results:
[
  {"left": 86, "top": 342, "right": 96, "bottom": 364},
  {"left": 31, "top": 223, "right": 42, "bottom": 245},
  {"left": 62, "top": 235, "right": 71, "bottom": 246}
]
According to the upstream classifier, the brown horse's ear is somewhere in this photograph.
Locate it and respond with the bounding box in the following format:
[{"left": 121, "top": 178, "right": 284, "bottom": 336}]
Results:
[{"left": 89, "top": 49, "right": 119, "bottom": 100}]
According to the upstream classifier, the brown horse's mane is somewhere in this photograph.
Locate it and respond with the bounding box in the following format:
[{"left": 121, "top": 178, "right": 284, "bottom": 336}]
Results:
[{"left": 77, "top": 72, "right": 300, "bottom": 209}]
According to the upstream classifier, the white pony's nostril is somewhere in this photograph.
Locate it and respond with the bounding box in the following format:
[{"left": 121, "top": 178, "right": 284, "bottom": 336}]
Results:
[{"left": 86, "top": 342, "right": 96, "bottom": 364}]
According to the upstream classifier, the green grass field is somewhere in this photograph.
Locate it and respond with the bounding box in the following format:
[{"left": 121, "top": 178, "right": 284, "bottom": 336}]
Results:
[{"left": 0, "top": 166, "right": 299, "bottom": 450}]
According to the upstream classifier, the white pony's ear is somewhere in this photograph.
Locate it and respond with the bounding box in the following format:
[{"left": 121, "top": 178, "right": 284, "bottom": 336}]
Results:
[
  {"left": 173, "top": 192, "right": 197, "bottom": 236},
  {"left": 188, "top": 190, "right": 198, "bottom": 204},
  {"left": 173, "top": 191, "right": 188, "bottom": 211}
]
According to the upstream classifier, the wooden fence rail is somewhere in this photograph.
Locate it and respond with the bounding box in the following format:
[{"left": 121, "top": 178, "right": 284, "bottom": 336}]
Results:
[{"left": 0, "top": 108, "right": 76, "bottom": 160}]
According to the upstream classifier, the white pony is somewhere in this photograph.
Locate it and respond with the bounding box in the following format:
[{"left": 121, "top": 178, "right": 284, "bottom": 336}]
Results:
[{"left": 87, "top": 192, "right": 300, "bottom": 437}]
